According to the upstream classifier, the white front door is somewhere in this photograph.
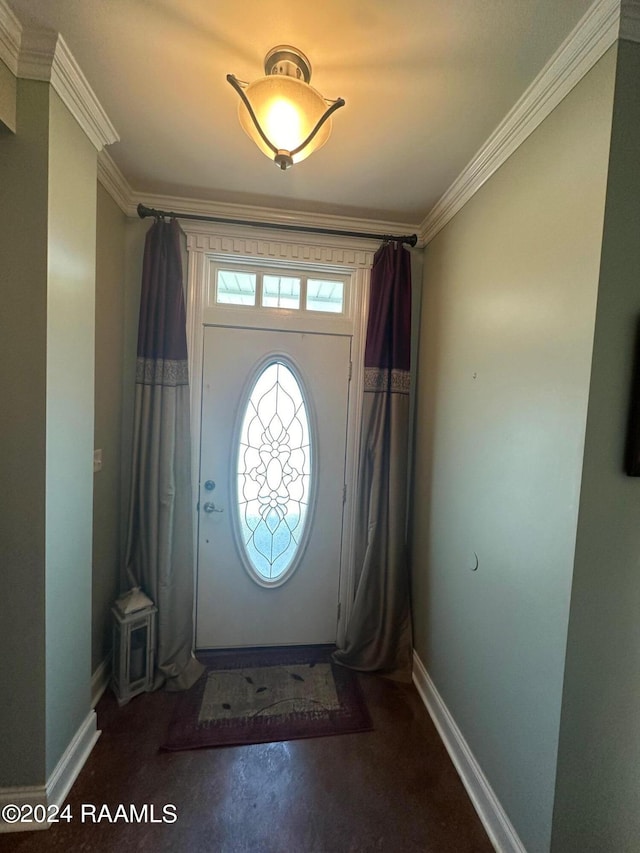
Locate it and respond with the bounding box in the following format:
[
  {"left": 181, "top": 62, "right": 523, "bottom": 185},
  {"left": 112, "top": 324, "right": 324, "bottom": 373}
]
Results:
[{"left": 196, "top": 325, "right": 351, "bottom": 648}]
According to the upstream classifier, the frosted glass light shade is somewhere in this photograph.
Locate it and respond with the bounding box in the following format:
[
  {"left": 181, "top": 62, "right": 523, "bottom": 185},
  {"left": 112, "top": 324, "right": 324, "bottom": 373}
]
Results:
[{"left": 238, "top": 75, "right": 332, "bottom": 164}]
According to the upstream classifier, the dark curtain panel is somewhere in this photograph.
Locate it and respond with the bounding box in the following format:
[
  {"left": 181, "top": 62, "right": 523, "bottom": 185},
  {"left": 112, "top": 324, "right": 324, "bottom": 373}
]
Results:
[
  {"left": 333, "top": 241, "right": 413, "bottom": 680},
  {"left": 125, "top": 219, "right": 204, "bottom": 691}
]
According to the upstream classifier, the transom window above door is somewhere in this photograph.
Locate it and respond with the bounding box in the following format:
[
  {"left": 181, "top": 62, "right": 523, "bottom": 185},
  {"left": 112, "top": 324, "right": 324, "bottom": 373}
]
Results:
[
  {"left": 202, "top": 258, "right": 355, "bottom": 335},
  {"left": 215, "top": 267, "right": 347, "bottom": 315}
]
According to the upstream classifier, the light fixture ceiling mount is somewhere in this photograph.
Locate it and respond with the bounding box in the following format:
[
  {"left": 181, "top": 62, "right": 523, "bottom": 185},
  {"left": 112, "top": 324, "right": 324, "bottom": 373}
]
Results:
[
  {"left": 227, "top": 45, "right": 345, "bottom": 171},
  {"left": 264, "top": 45, "right": 312, "bottom": 83}
]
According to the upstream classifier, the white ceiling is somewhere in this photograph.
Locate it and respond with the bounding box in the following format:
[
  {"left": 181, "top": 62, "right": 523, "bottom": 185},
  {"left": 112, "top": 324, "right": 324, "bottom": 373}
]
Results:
[{"left": 9, "top": 0, "right": 595, "bottom": 225}]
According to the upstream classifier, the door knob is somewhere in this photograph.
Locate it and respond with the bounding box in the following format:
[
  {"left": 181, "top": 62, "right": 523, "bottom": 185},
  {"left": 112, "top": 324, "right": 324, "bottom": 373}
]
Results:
[{"left": 203, "top": 501, "right": 223, "bottom": 514}]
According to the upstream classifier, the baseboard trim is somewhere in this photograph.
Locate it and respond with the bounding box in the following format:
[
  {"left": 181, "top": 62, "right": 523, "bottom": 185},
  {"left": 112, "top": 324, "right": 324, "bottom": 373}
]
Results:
[
  {"left": 412, "top": 651, "right": 526, "bottom": 853},
  {"left": 0, "top": 711, "right": 100, "bottom": 833},
  {"left": 46, "top": 711, "right": 100, "bottom": 810},
  {"left": 91, "top": 656, "right": 111, "bottom": 709}
]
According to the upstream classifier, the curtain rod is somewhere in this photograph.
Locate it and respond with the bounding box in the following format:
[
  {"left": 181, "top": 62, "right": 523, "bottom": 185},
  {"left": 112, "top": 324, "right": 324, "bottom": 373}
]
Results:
[{"left": 136, "top": 203, "right": 418, "bottom": 247}]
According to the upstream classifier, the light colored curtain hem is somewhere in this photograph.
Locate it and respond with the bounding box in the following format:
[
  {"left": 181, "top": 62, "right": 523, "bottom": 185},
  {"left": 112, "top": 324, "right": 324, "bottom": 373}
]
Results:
[
  {"left": 333, "top": 390, "right": 413, "bottom": 681},
  {"left": 126, "top": 380, "right": 204, "bottom": 691}
]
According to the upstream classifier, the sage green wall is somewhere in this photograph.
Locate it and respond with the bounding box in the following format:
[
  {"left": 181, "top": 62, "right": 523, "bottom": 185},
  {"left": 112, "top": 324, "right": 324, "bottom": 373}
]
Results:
[
  {"left": 552, "top": 39, "right": 640, "bottom": 853},
  {"left": 0, "top": 78, "right": 97, "bottom": 785},
  {"left": 0, "top": 78, "right": 50, "bottom": 787},
  {"left": 410, "top": 48, "right": 616, "bottom": 852},
  {"left": 92, "top": 184, "right": 126, "bottom": 672},
  {"left": 45, "top": 89, "right": 97, "bottom": 776},
  {"left": 0, "top": 58, "right": 16, "bottom": 132}
]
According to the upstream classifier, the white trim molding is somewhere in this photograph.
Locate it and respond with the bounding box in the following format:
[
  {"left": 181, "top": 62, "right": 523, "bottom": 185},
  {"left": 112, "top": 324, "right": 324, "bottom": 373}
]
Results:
[
  {"left": 184, "top": 223, "right": 372, "bottom": 648},
  {"left": 17, "top": 28, "right": 118, "bottom": 151},
  {"left": 184, "top": 222, "right": 376, "bottom": 269},
  {"left": 91, "top": 656, "right": 111, "bottom": 709},
  {"left": 96, "top": 171, "right": 421, "bottom": 246},
  {"left": 12, "top": 0, "right": 632, "bottom": 249},
  {"left": 0, "top": 0, "right": 21, "bottom": 75},
  {"left": 97, "top": 0, "right": 635, "bottom": 248},
  {"left": 419, "top": 0, "right": 623, "bottom": 244},
  {"left": 412, "top": 652, "right": 526, "bottom": 853},
  {"left": 129, "top": 190, "right": 419, "bottom": 244},
  {"left": 97, "top": 170, "right": 421, "bottom": 245},
  {"left": 0, "top": 711, "right": 100, "bottom": 833}
]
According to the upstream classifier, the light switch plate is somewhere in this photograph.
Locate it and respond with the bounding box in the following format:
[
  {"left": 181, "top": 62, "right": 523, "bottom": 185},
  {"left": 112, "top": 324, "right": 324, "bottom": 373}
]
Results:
[{"left": 93, "top": 449, "right": 103, "bottom": 473}]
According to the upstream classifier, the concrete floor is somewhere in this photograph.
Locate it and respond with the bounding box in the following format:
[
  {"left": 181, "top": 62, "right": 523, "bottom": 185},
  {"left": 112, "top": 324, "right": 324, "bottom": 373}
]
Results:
[{"left": 0, "top": 670, "right": 493, "bottom": 852}]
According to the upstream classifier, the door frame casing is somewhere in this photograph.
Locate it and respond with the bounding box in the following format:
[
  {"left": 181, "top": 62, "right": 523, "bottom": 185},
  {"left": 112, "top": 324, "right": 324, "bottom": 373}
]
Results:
[{"left": 184, "top": 222, "right": 374, "bottom": 646}]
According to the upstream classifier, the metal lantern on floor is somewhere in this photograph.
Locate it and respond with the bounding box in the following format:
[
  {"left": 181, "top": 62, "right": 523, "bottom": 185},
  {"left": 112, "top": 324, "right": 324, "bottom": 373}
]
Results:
[{"left": 111, "top": 587, "right": 157, "bottom": 706}]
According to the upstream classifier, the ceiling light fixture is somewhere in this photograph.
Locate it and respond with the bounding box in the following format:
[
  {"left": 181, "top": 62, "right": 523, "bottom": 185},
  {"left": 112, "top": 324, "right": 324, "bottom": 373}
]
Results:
[{"left": 227, "top": 45, "right": 345, "bottom": 171}]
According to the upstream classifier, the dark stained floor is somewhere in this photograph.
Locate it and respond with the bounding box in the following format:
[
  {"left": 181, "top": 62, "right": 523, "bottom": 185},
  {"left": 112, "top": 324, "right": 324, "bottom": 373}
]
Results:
[{"left": 0, "top": 672, "right": 493, "bottom": 852}]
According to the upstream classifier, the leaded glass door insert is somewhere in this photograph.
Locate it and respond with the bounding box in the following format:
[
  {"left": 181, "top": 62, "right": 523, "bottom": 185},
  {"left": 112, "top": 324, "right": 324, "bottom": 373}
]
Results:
[
  {"left": 196, "top": 326, "right": 351, "bottom": 648},
  {"left": 235, "top": 360, "right": 314, "bottom": 585}
]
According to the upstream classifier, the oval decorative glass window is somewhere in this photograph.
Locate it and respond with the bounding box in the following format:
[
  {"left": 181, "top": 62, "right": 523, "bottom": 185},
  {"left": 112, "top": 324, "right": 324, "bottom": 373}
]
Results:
[{"left": 235, "top": 360, "right": 313, "bottom": 585}]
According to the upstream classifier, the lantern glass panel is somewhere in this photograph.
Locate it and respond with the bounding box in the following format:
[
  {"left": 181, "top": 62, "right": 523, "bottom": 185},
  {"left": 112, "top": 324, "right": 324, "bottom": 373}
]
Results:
[
  {"left": 129, "top": 624, "right": 148, "bottom": 683},
  {"left": 112, "top": 624, "right": 121, "bottom": 688}
]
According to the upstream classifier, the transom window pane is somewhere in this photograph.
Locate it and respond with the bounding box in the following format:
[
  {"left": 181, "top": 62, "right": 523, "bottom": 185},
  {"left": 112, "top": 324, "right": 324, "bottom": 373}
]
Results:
[
  {"left": 217, "top": 270, "right": 257, "bottom": 305},
  {"left": 236, "top": 361, "right": 311, "bottom": 583},
  {"left": 262, "top": 275, "right": 301, "bottom": 309},
  {"left": 306, "top": 279, "right": 344, "bottom": 313}
]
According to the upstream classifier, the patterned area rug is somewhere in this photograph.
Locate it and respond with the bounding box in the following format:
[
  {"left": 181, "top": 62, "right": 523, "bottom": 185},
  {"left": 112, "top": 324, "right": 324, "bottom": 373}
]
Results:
[{"left": 161, "top": 645, "right": 372, "bottom": 750}]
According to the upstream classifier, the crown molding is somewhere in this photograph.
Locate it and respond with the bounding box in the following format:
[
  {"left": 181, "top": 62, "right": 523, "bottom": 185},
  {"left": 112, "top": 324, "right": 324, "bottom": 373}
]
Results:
[
  {"left": 0, "top": 0, "right": 21, "bottom": 75},
  {"left": 621, "top": 0, "right": 640, "bottom": 41},
  {"left": 17, "top": 28, "right": 118, "bottom": 151},
  {"left": 97, "top": 149, "right": 130, "bottom": 214},
  {"left": 128, "top": 190, "right": 421, "bottom": 244},
  {"left": 419, "top": 0, "right": 622, "bottom": 245},
  {"left": 96, "top": 162, "right": 421, "bottom": 247}
]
